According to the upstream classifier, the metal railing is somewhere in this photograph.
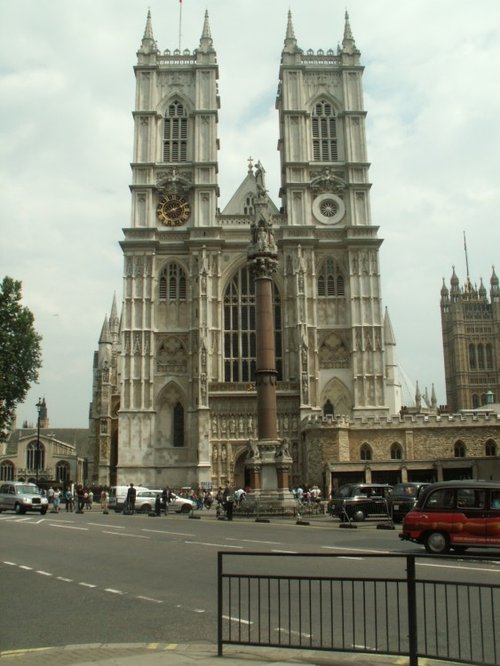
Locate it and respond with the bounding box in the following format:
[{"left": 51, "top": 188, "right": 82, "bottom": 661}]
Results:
[{"left": 217, "top": 552, "right": 500, "bottom": 666}]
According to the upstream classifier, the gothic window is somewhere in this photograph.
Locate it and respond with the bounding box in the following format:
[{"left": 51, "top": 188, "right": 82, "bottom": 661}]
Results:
[
  {"left": 469, "top": 344, "right": 476, "bottom": 370},
  {"left": 477, "top": 343, "right": 485, "bottom": 369},
  {"left": 56, "top": 461, "right": 70, "bottom": 484},
  {"left": 317, "top": 258, "right": 345, "bottom": 297},
  {"left": 163, "top": 100, "right": 188, "bottom": 162},
  {"left": 454, "top": 441, "right": 466, "bottom": 458},
  {"left": 243, "top": 193, "right": 255, "bottom": 216},
  {"left": 390, "top": 443, "right": 403, "bottom": 460},
  {"left": 323, "top": 399, "right": 334, "bottom": 417},
  {"left": 26, "top": 441, "right": 45, "bottom": 471},
  {"left": 486, "top": 344, "right": 494, "bottom": 368},
  {"left": 223, "top": 266, "right": 282, "bottom": 382},
  {"left": 312, "top": 99, "right": 338, "bottom": 162},
  {"left": 173, "top": 401, "right": 184, "bottom": 447},
  {"left": 472, "top": 394, "right": 480, "bottom": 408},
  {"left": 485, "top": 439, "right": 497, "bottom": 456},
  {"left": 0, "top": 460, "right": 14, "bottom": 481},
  {"left": 360, "top": 443, "right": 372, "bottom": 461},
  {"left": 160, "top": 263, "right": 187, "bottom": 301}
]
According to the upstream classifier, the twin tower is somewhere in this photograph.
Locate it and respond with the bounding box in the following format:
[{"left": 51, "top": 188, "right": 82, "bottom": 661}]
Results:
[{"left": 89, "top": 10, "right": 401, "bottom": 490}]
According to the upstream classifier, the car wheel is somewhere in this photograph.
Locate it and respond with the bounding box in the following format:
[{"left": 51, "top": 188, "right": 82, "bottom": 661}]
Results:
[
  {"left": 41, "top": 507, "right": 47, "bottom": 515},
  {"left": 453, "top": 546, "right": 469, "bottom": 554},
  {"left": 424, "top": 531, "right": 450, "bottom": 554},
  {"left": 15, "top": 503, "right": 25, "bottom": 515},
  {"left": 141, "top": 504, "right": 152, "bottom": 514},
  {"left": 353, "top": 509, "right": 365, "bottom": 522},
  {"left": 180, "top": 504, "right": 192, "bottom": 514}
]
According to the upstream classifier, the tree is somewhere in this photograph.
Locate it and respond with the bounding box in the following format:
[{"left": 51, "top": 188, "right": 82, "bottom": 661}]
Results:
[{"left": 0, "top": 277, "right": 42, "bottom": 436}]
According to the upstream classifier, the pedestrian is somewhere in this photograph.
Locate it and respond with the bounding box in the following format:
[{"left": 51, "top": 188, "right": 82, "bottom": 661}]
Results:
[
  {"left": 52, "top": 488, "right": 61, "bottom": 513},
  {"left": 75, "top": 485, "right": 85, "bottom": 513},
  {"left": 86, "top": 489, "right": 94, "bottom": 510},
  {"left": 223, "top": 486, "right": 235, "bottom": 521},
  {"left": 65, "top": 486, "right": 74, "bottom": 512},
  {"left": 100, "top": 489, "right": 109, "bottom": 514},
  {"left": 155, "top": 493, "right": 161, "bottom": 516},
  {"left": 125, "top": 483, "right": 136, "bottom": 514}
]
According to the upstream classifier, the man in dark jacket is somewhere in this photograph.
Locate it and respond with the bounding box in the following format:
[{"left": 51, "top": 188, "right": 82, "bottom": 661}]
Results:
[{"left": 125, "top": 483, "right": 137, "bottom": 514}]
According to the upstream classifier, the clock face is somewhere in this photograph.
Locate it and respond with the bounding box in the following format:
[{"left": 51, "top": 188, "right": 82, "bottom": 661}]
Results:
[
  {"left": 156, "top": 194, "right": 191, "bottom": 226},
  {"left": 312, "top": 193, "right": 346, "bottom": 225}
]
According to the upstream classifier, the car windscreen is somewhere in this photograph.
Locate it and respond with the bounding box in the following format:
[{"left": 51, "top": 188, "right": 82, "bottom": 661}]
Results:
[
  {"left": 392, "top": 484, "right": 418, "bottom": 498},
  {"left": 17, "top": 485, "right": 40, "bottom": 495}
]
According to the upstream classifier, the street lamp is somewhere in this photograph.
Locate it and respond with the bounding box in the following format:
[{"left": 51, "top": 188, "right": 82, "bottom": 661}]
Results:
[{"left": 35, "top": 398, "right": 43, "bottom": 485}]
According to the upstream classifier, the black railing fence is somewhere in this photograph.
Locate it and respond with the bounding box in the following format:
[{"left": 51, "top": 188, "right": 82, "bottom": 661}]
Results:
[{"left": 217, "top": 552, "right": 500, "bottom": 666}]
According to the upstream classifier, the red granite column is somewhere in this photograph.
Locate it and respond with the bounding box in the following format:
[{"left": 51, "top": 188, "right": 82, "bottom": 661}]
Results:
[{"left": 255, "top": 276, "right": 278, "bottom": 442}]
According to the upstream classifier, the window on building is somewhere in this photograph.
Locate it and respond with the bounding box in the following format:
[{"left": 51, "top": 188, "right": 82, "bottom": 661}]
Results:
[
  {"left": 472, "top": 394, "right": 480, "bottom": 409},
  {"left": 477, "top": 343, "right": 485, "bottom": 369},
  {"left": 454, "top": 441, "right": 466, "bottom": 458},
  {"left": 390, "top": 443, "right": 403, "bottom": 460},
  {"left": 360, "top": 443, "right": 372, "bottom": 461},
  {"left": 163, "top": 100, "right": 188, "bottom": 162},
  {"left": 485, "top": 439, "right": 497, "bottom": 456},
  {"left": 159, "top": 263, "right": 187, "bottom": 301},
  {"left": 486, "top": 343, "right": 494, "bottom": 369},
  {"left": 56, "top": 461, "right": 70, "bottom": 484},
  {"left": 26, "top": 441, "right": 45, "bottom": 472},
  {"left": 469, "top": 344, "right": 476, "bottom": 370},
  {"left": 243, "top": 193, "right": 255, "bottom": 216},
  {"left": 323, "top": 399, "right": 334, "bottom": 417},
  {"left": 173, "top": 401, "right": 184, "bottom": 447},
  {"left": 0, "top": 461, "right": 14, "bottom": 481},
  {"left": 223, "top": 266, "right": 282, "bottom": 382},
  {"left": 317, "top": 258, "right": 345, "bottom": 297},
  {"left": 312, "top": 99, "right": 338, "bottom": 162}
]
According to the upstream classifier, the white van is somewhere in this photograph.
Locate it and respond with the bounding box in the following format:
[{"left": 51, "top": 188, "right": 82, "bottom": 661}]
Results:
[{"left": 108, "top": 485, "right": 150, "bottom": 513}]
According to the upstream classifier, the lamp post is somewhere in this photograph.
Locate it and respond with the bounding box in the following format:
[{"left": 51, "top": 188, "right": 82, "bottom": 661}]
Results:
[{"left": 35, "top": 398, "right": 43, "bottom": 485}]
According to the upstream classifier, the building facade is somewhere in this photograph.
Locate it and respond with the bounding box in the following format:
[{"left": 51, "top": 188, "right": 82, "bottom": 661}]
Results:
[{"left": 87, "top": 9, "right": 499, "bottom": 493}]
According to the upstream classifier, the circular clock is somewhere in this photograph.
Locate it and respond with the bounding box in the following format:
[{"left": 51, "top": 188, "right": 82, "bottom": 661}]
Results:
[
  {"left": 156, "top": 194, "right": 191, "bottom": 226},
  {"left": 312, "top": 193, "right": 345, "bottom": 225}
]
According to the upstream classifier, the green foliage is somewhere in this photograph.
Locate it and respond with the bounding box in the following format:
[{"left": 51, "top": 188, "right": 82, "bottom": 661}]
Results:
[{"left": 0, "top": 277, "right": 42, "bottom": 436}]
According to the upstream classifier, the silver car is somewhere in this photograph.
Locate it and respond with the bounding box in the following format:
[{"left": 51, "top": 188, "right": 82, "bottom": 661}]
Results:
[{"left": 0, "top": 482, "right": 49, "bottom": 515}]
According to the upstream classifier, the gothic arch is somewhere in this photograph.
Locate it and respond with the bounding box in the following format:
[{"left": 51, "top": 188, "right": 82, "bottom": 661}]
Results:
[
  {"left": 321, "top": 377, "right": 353, "bottom": 418},
  {"left": 156, "top": 381, "right": 186, "bottom": 448}
]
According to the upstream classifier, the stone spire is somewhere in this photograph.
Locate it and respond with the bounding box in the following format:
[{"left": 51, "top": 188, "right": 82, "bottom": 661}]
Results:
[
  {"left": 138, "top": 9, "right": 157, "bottom": 55},
  {"left": 199, "top": 10, "right": 214, "bottom": 52},
  {"left": 99, "top": 316, "right": 112, "bottom": 345},
  {"left": 342, "top": 10, "right": 359, "bottom": 55},
  {"left": 283, "top": 10, "right": 299, "bottom": 54}
]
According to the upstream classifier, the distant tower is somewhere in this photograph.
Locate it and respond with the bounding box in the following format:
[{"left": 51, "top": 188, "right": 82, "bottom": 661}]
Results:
[{"left": 440, "top": 266, "right": 500, "bottom": 411}]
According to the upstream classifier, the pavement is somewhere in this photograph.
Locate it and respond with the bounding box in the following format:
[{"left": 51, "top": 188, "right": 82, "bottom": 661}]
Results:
[{"left": 0, "top": 641, "right": 438, "bottom": 665}]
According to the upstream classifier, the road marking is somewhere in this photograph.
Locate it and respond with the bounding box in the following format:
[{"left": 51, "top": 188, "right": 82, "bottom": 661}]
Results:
[
  {"left": 418, "top": 561, "right": 500, "bottom": 574},
  {"left": 56, "top": 576, "right": 73, "bottom": 582},
  {"left": 102, "top": 531, "right": 151, "bottom": 539},
  {"left": 79, "top": 582, "right": 96, "bottom": 588},
  {"left": 142, "top": 529, "right": 194, "bottom": 536},
  {"left": 223, "top": 615, "right": 252, "bottom": 625},
  {"left": 271, "top": 549, "right": 297, "bottom": 554},
  {"left": 87, "top": 522, "right": 125, "bottom": 529},
  {"left": 19, "top": 565, "right": 33, "bottom": 570},
  {"left": 321, "top": 545, "right": 391, "bottom": 554},
  {"left": 225, "top": 538, "right": 281, "bottom": 545},
  {"left": 274, "top": 627, "right": 311, "bottom": 638},
  {"left": 185, "top": 540, "right": 243, "bottom": 549},
  {"left": 49, "top": 524, "right": 89, "bottom": 531},
  {"left": 36, "top": 570, "right": 53, "bottom": 576},
  {"left": 3, "top": 561, "right": 17, "bottom": 566},
  {"left": 137, "top": 595, "right": 163, "bottom": 604},
  {"left": 105, "top": 588, "right": 125, "bottom": 595}
]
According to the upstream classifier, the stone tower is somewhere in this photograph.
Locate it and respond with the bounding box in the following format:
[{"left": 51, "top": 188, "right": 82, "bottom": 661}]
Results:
[
  {"left": 440, "top": 267, "right": 500, "bottom": 411},
  {"left": 89, "top": 9, "right": 401, "bottom": 490}
]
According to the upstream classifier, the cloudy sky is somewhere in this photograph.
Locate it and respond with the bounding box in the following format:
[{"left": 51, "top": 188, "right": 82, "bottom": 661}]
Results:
[{"left": 1, "top": 0, "right": 499, "bottom": 428}]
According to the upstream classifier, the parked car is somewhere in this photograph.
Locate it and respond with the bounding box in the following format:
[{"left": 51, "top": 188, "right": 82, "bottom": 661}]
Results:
[
  {"left": 0, "top": 482, "right": 49, "bottom": 515},
  {"left": 329, "top": 483, "right": 393, "bottom": 522},
  {"left": 108, "top": 485, "right": 151, "bottom": 512},
  {"left": 399, "top": 480, "right": 500, "bottom": 554},
  {"left": 167, "top": 492, "right": 197, "bottom": 514},
  {"left": 388, "top": 482, "right": 431, "bottom": 523}
]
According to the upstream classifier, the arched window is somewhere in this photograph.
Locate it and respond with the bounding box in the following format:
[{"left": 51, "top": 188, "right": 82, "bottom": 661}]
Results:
[
  {"left": 173, "top": 401, "right": 184, "bottom": 447},
  {"left": 312, "top": 99, "right": 338, "bottom": 162},
  {"left": 360, "top": 443, "right": 372, "bottom": 461},
  {"left": 485, "top": 439, "right": 497, "bottom": 456},
  {"left": 472, "top": 394, "right": 480, "bottom": 409},
  {"left": 477, "top": 344, "right": 485, "bottom": 369},
  {"left": 243, "top": 193, "right": 255, "bottom": 216},
  {"left": 469, "top": 344, "right": 476, "bottom": 370},
  {"left": 317, "top": 258, "right": 345, "bottom": 297},
  {"left": 486, "top": 344, "right": 493, "bottom": 369},
  {"left": 0, "top": 460, "right": 15, "bottom": 481},
  {"left": 56, "top": 461, "right": 70, "bottom": 484},
  {"left": 323, "top": 399, "right": 334, "bottom": 417},
  {"left": 26, "top": 441, "right": 45, "bottom": 472},
  {"left": 163, "top": 100, "right": 188, "bottom": 162},
  {"left": 160, "top": 263, "right": 186, "bottom": 301},
  {"left": 223, "top": 266, "right": 282, "bottom": 382},
  {"left": 454, "top": 441, "right": 466, "bottom": 458},
  {"left": 390, "top": 443, "right": 403, "bottom": 460}
]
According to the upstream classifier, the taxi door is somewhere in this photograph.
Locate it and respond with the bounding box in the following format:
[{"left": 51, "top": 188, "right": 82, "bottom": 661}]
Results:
[
  {"left": 452, "top": 488, "right": 488, "bottom": 547},
  {"left": 486, "top": 490, "right": 500, "bottom": 546}
]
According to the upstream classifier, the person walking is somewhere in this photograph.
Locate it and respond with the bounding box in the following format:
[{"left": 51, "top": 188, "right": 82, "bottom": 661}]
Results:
[
  {"left": 125, "top": 483, "right": 136, "bottom": 514},
  {"left": 52, "top": 488, "right": 61, "bottom": 513},
  {"left": 65, "top": 486, "right": 74, "bottom": 512},
  {"left": 100, "top": 488, "right": 109, "bottom": 514}
]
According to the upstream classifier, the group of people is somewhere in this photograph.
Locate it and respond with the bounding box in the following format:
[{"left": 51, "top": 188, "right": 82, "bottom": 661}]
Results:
[{"left": 292, "top": 485, "right": 322, "bottom": 505}]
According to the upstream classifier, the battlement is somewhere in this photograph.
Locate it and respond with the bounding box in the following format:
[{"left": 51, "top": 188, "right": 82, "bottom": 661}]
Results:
[{"left": 305, "top": 411, "right": 500, "bottom": 429}]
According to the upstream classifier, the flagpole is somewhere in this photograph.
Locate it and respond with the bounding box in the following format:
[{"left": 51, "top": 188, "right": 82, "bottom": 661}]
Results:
[{"left": 178, "top": 0, "right": 182, "bottom": 51}]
